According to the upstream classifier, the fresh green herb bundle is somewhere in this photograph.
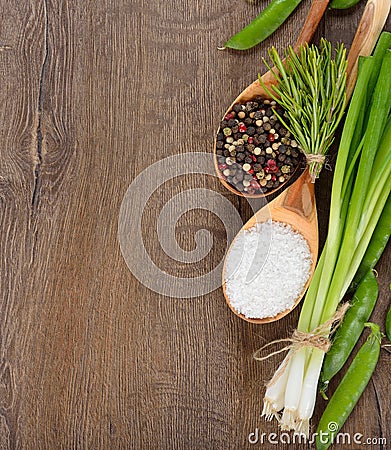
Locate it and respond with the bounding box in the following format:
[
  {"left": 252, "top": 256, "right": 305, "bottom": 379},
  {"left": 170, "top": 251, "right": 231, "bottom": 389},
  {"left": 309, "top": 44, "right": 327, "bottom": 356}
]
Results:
[{"left": 260, "top": 39, "right": 347, "bottom": 181}]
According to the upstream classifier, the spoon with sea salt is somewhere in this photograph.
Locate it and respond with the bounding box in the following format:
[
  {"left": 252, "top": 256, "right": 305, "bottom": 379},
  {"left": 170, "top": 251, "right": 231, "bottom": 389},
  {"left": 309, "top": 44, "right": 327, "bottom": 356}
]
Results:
[
  {"left": 222, "top": 0, "right": 390, "bottom": 324},
  {"left": 223, "top": 167, "right": 318, "bottom": 324}
]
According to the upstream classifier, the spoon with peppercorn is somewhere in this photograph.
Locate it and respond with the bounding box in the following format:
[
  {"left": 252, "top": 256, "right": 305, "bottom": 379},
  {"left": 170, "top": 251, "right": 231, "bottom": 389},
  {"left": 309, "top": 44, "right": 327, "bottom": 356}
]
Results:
[{"left": 214, "top": 0, "right": 330, "bottom": 198}]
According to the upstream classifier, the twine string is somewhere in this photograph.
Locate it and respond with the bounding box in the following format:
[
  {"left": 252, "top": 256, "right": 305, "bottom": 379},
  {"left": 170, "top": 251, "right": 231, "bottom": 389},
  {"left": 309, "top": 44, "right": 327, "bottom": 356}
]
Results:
[
  {"left": 381, "top": 344, "right": 391, "bottom": 355},
  {"left": 305, "top": 153, "right": 326, "bottom": 164},
  {"left": 253, "top": 303, "right": 350, "bottom": 387},
  {"left": 304, "top": 153, "right": 327, "bottom": 183}
]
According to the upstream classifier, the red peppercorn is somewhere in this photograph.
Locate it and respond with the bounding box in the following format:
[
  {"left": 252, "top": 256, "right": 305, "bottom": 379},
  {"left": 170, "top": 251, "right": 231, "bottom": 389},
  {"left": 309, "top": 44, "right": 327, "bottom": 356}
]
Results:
[
  {"left": 225, "top": 112, "right": 234, "bottom": 121},
  {"left": 248, "top": 137, "right": 254, "bottom": 144},
  {"left": 250, "top": 179, "right": 260, "bottom": 188},
  {"left": 239, "top": 123, "right": 247, "bottom": 133},
  {"left": 251, "top": 155, "right": 257, "bottom": 162},
  {"left": 267, "top": 159, "right": 278, "bottom": 174},
  {"left": 219, "top": 164, "right": 228, "bottom": 170},
  {"left": 248, "top": 168, "right": 255, "bottom": 175},
  {"left": 268, "top": 133, "right": 275, "bottom": 142},
  {"left": 271, "top": 175, "right": 277, "bottom": 182}
]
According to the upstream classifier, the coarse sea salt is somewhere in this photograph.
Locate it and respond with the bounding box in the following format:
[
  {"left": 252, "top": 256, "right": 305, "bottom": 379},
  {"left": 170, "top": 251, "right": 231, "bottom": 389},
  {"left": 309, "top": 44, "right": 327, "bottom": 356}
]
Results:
[{"left": 225, "top": 220, "right": 312, "bottom": 319}]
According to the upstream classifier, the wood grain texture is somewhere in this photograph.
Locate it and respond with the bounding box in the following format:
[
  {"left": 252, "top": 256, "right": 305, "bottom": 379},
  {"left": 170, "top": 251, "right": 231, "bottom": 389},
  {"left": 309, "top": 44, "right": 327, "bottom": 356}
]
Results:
[{"left": 0, "top": 0, "right": 390, "bottom": 449}]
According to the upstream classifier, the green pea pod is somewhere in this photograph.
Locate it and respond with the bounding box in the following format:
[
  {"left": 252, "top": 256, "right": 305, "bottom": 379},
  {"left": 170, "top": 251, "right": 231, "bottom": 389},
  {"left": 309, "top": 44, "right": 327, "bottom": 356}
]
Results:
[
  {"left": 350, "top": 194, "right": 391, "bottom": 291},
  {"left": 330, "top": 0, "right": 363, "bottom": 9},
  {"left": 320, "top": 270, "right": 378, "bottom": 392},
  {"left": 224, "top": 0, "right": 303, "bottom": 50},
  {"left": 316, "top": 323, "right": 381, "bottom": 450}
]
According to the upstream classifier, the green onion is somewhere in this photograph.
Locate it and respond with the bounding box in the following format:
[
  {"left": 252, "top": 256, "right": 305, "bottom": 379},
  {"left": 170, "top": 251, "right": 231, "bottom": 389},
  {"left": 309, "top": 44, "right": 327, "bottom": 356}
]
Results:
[{"left": 262, "top": 34, "right": 391, "bottom": 437}]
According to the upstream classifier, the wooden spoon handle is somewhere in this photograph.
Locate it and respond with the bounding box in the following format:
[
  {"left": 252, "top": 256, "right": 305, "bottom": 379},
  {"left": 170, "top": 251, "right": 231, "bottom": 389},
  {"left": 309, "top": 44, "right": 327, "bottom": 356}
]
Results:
[
  {"left": 276, "top": 167, "right": 316, "bottom": 220},
  {"left": 245, "top": 0, "right": 329, "bottom": 101},
  {"left": 346, "top": 0, "right": 391, "bottom": 100},
  {"left": 294, "top": 0, "right": 330, "bottom": 51}
]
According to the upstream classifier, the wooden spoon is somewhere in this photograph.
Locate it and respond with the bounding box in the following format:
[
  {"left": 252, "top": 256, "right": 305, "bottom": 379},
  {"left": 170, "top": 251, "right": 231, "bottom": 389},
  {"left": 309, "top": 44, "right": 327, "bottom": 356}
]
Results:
[
  {"left": 222, "top": 0, "right": 390, "bottom": 324},
  {"left": 214, "top": 0, "right": 331, "bottom": 198},
  {"left": 223, "top": 167, "right": 317, "bottom": 324},
  {"left": 346, "top": 0, "right": 391, "bottom": 99}
]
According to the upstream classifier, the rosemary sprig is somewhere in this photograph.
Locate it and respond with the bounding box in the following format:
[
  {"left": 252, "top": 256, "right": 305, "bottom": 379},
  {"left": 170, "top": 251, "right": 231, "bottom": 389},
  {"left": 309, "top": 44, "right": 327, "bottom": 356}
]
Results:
[{"left": 259, "top": 39, "right": 347, "bottom": 181}]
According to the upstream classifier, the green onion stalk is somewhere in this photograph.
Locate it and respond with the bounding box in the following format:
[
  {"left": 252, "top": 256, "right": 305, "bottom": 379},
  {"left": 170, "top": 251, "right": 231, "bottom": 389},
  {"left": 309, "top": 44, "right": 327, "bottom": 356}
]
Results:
[{"left": 261, "top": 33, "right": 391, "bottom": 436}]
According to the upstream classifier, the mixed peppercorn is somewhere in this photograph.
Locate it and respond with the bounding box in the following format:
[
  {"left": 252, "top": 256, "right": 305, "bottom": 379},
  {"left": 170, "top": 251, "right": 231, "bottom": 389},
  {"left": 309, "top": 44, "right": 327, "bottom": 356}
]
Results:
[{"left": 216, "top": 96, "right": 302, "bottom": 195}]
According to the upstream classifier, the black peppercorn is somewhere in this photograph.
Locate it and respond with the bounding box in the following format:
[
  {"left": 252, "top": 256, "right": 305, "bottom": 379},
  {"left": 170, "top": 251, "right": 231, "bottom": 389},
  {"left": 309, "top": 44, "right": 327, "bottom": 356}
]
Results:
[
  {"left": 236, "top": 171, "right": 244, "bottom": 181},
  {"left": 254, "top": 111, "right": 263, "bottom": 120},
  {"left": 278, "top": 154, "right": 286, "bottom": 162}
]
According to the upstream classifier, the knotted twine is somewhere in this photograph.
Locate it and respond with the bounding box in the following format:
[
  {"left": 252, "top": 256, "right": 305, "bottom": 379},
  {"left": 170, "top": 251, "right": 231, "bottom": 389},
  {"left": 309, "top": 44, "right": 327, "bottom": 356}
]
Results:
[
  {"left": 253, "top": 303, "right": 349, "bottom": 387},
  {"left": 305, "top": 153, "right": 326, "bottom": 164},
  {"left": 305, "top": 153, "right": 327, "bottom": 183}
]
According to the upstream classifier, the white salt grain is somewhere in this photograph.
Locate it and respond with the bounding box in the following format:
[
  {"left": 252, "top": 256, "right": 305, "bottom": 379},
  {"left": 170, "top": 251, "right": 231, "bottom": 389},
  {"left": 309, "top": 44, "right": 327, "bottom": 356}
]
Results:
[{"left": 225, "top": 220, "right": 312, "bottom": 319}]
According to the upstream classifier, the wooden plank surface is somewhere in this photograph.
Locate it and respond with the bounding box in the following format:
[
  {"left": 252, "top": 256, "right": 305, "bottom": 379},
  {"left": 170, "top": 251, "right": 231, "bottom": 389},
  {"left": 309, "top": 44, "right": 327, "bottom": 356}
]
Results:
[{"left": 0, "top": 0, "right": 390, "bottom": 448}]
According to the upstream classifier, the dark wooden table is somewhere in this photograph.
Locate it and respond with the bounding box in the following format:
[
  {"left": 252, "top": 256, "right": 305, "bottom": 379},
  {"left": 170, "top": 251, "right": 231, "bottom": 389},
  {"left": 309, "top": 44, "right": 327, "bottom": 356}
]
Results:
[{"left": 1, "top": 1, "right": 390, "bottom": 448}]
